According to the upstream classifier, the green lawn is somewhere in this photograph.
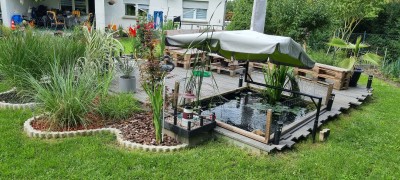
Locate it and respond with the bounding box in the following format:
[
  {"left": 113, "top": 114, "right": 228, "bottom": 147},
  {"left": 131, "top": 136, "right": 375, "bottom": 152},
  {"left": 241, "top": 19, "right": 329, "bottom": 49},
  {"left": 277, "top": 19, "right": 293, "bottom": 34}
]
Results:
[
  {"left": 1, "top": 76, "right": 399, "bottom": 179},
  {"left": 119, "top": 37, "right": 135, "bottom": 54}
]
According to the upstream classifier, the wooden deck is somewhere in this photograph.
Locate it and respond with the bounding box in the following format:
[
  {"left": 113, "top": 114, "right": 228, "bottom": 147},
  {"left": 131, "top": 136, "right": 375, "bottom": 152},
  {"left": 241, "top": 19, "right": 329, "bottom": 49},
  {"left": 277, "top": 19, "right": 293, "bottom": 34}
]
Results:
[{"left": 110, "top": 67, "right": 373, "bottom": 153}]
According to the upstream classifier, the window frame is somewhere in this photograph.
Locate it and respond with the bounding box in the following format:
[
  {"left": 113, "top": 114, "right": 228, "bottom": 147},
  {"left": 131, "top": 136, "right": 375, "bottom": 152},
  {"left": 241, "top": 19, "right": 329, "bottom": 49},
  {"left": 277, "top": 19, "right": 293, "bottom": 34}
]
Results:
[
  {"left": 182, "top": 8, "right": 208, "bottom": 20},
  {"left": 124, "top": 3, "right": 149, "bottom": 18},
  {"left": 125, "top": 3, "right": 137, "bottom": 16},
  {"left": 60, "top": 0, "right": 89, "bottom": 14}
]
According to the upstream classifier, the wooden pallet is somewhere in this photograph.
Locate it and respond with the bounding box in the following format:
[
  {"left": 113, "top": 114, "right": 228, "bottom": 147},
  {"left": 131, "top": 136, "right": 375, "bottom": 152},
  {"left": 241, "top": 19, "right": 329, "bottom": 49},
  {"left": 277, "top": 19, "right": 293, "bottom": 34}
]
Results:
[
  {"left": 209, "top": 63, "right": 245, "bottom": 77},
  {"left": 295, "top": 64, "right": 351, "bottom": 90},
  {"left": 169, "top": 49, "right": 206, "bottom": 69}
]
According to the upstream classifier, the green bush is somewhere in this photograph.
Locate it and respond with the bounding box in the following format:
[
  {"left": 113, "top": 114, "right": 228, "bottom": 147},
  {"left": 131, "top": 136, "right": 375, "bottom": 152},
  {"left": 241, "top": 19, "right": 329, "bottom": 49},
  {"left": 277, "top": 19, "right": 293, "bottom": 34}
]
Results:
[
  {"left": 307, "top": 49, "right": 336, "bottom": 66},
  {"left": 382, "top": 58, "right": 400, "bottom": 79},
  {"left": 0, "top": 30, "right": 85, "bottom": 92},
  {"left": 27, "top": 59, "right": 107, "bottom": 129},
  {"left": 97, "top": 93, "right": 141, "bottom": 121}
]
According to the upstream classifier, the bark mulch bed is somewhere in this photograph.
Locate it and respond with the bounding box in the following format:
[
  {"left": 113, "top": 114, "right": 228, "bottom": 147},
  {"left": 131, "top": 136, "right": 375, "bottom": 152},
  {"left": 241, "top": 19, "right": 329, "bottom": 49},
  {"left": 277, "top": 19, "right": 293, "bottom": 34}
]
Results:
[{"left": 31, "top": 112, "right": 180, "bottom": 146}]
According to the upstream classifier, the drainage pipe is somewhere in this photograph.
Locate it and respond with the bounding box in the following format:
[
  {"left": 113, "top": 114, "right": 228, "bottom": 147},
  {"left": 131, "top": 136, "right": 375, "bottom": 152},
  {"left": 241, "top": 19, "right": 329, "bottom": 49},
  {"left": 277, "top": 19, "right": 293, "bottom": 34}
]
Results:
[{"left": 216, "top": 120, "right": 269, "bottom": 143}]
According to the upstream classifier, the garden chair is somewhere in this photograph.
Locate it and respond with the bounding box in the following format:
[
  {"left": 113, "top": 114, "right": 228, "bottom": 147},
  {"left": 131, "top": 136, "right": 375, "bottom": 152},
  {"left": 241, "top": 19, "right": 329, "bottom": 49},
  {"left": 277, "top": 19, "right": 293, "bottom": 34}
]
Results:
[{"left": 46, "top": 11, "right": 65, "bottom": 30}]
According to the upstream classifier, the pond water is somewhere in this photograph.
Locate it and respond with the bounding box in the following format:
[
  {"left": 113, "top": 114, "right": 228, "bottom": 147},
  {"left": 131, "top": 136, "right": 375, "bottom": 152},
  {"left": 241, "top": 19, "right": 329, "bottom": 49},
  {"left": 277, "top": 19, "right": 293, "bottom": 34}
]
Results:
[{"left": 200, "top": 90, "right": 315, "bottom": 135}]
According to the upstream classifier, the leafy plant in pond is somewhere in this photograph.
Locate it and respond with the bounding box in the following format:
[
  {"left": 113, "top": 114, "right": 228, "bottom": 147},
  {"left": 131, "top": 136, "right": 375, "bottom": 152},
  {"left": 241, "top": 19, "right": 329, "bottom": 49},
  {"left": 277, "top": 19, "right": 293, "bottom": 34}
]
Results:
[
  {"left": 27, "top": 59, "right": 107, "bottom": 129},
  {"left": 327, "top": 36, "right": 382, "bottom": 69},
  {"left": 262, "top": 64, "right": 299, "bottom": 105},
  {"left": 96, "top": 93, "right": 141, "bottom": 121}
]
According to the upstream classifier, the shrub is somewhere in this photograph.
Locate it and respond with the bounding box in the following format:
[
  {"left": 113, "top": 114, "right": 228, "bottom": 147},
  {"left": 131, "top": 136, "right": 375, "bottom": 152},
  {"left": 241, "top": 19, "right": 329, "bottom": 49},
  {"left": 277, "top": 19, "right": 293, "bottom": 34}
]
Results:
[
  {"left": 27, "top": 59, "right": 107, "bottom": 129},
  {"left": 0, "top": 30, "right": 85, "bottom": 92},
  {"left": 96, "top": 93, "right": 141, "bottom": 121},
  {"left": 307, "top": 49, "right": 336, "bottom": 66}
]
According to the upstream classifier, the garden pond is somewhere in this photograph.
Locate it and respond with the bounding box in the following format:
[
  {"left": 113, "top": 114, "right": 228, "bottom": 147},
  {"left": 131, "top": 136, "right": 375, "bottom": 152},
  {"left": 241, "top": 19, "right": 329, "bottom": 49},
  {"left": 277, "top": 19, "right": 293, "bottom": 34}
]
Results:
[{"left": 199, "top": 89, "right": 316, "bottom": 135}]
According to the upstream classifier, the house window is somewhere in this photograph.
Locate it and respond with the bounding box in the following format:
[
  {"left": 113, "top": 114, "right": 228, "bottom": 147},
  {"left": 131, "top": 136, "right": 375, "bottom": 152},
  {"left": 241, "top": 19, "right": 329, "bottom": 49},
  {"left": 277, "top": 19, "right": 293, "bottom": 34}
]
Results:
[
  {"left": 183, "top": 1, "right": 208, "bottom": 20},
  {"left": 60, "top": 0, "right": 88, "bottom": 13},
  {"left": 61, "top": 0, "right": 73, "bottom": 11},
  {"left": 75, "top": 0, "right": 87, "bottom": 13},
  {"left": 138, "top": 4, "right": 149, "bottom": 17},
  {"left": 125, "top": 4, "right": 136, "bottom": 16}
]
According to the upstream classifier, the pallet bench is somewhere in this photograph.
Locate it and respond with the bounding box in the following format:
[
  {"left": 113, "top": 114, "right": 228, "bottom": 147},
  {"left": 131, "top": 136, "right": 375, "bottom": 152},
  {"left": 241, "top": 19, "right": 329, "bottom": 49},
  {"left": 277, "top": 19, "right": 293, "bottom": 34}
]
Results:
[
  {"left": 208, "top": 62, "right": 245, "bottom": 77},
  {"left": 295, "top": 63, "right": 351, "bottom": 90}
]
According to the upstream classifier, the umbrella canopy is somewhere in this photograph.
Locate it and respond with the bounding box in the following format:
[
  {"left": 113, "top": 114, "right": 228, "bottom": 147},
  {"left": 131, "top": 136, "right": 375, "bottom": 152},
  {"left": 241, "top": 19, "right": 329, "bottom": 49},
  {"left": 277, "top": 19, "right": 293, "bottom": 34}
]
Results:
[{"left": 165, "top": 30, "right": 315, "bottom": 69}]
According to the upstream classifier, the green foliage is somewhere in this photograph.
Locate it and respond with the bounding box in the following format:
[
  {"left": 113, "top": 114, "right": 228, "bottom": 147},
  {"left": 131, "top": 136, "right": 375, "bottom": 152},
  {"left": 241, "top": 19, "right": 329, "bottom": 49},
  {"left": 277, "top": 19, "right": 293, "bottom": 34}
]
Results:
[
  {"left": 327, "top": 36, "right": 381, "bottom": 69},
  {"left": 266, "top": 0, "right": 332, "bottom": 42},
  {"left": 96, "top": 93, "right": 141, "bottom": 121},
  {"left": 82, "top": 28, "right": 123, "bottom": 64},
  {"left": 116, "top": 56, "right": 136, "bottom": 77},
  {"left": 226, "top": 0, "right": 253, "bottom": 30},
  {"left": 0, "top": 30, "right": 85, "bottom": 92},
  {"left": 262, "top": 64, "right": 298, "bottom": 104},
  {"left": 307, "top": 49, "right": 336, "bottom": 66},
  {"left": 142, "top": 79, "right": 164, "bottom": 143},
  {"left": 382, "top": 58, "right": 400, "bottom": 79},
  {"left": 0, "top": 25, "right": 12, "bottom": 37},
  {"left": 27, "top": 59, "right": 106, "bottom": 130},
  {"left": 329, "top": 0, "right": 383, "bottom": 40}
]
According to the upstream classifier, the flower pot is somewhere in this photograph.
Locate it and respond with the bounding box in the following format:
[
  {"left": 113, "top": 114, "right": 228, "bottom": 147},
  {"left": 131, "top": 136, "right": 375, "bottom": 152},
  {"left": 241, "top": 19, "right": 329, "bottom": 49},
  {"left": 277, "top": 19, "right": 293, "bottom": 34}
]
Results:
[
  {"left": 349, "top": 68, "right": 363, "bottom": 87},
  {"left": 108, "top": 0, "right": 116, "bottom": 5},
  {"left": 119, "top": 75, "right": 136, "bottom": 93}
]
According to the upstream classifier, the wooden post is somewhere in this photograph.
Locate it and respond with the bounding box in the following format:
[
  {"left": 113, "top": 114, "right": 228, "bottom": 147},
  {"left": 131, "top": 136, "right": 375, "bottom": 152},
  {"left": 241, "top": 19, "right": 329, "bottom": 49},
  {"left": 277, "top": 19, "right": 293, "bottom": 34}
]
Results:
[
  {"left": 325, "top": 83, "right": 334, "bottom": 105},
  {"left": 174, "top": 81, "right": 180, "bottom": 107},
  {"left": 265, "top": 109, "right": 272, "bottom": 143}
]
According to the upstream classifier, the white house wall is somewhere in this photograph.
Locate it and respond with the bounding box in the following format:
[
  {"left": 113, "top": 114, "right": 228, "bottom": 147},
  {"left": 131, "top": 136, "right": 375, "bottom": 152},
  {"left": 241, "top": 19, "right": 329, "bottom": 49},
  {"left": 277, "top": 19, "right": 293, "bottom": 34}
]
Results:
[{"left": 104, "top": 0, "right": 226, "bottom": 30}]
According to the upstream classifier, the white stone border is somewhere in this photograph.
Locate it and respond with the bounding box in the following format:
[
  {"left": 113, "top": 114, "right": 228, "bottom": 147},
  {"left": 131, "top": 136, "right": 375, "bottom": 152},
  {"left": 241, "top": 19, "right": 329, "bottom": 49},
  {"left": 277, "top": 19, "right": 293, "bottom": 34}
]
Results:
[
  {"left": 0, "top": 88, "right": 38, "bottom": 110},
  {"left": 24, "top": 115, "right": 188, "bottom": 152}
]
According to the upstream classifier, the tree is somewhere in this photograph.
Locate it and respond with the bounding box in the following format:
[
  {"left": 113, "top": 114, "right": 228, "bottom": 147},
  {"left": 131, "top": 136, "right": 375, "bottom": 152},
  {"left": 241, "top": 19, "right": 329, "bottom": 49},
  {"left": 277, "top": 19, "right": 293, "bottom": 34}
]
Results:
[
  {"left": 226, "top": 0, "right": 254, "bottom": 30},
  {"left": 330, "top": 0, "right": 383, "bottom": 40}
]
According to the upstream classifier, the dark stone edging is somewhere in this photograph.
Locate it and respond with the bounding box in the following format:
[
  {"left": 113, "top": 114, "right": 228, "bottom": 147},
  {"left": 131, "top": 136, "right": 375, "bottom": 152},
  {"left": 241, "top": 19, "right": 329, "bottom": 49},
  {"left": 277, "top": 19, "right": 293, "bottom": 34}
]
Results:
[
  {"left": 0, "top": 88, "right": 38, "bottom": 110},
  {"left": 23, "top": 115, "right": 188, "bottom": 152}
]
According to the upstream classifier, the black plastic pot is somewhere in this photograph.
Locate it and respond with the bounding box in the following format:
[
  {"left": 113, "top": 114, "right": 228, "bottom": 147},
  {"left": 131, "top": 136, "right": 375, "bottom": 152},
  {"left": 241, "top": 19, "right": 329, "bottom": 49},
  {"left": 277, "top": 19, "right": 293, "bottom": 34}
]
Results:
[{"left": 349, "top": 68, "right": 363, "bottom": 87}]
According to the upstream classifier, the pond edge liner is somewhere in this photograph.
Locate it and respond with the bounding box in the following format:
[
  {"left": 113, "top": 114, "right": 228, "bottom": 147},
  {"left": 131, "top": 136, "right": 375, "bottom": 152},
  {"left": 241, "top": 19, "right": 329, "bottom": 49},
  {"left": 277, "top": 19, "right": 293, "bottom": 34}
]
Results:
[
  {"left": 23, "top": 115, "right": 188, "bottom": 152},
  {"left": 0, "top": 88, "right": 38, "bottom": 110}
]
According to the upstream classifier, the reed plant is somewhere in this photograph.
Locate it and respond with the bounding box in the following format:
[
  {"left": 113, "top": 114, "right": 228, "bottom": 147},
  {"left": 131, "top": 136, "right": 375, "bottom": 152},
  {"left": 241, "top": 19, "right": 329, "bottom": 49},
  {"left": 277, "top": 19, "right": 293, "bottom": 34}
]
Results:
[
  {"left": 262, "top": 64, "right": 299, "bottom": 104},
  {"left": 27, "top": 59, "right": 106, "bottom": 129},
  {"left": 0, "top": 30, "right": 85, "bottom": 92}
]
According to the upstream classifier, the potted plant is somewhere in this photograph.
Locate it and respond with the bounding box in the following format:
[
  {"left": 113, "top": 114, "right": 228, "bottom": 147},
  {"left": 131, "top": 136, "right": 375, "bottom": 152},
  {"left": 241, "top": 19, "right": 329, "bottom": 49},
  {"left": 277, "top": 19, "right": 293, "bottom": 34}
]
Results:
[
  {"left": 327, "top": 36, "right": 381, "bottom": 87},
  {"left": 117, "top": 56, "right": 137, "bottom": 93}
]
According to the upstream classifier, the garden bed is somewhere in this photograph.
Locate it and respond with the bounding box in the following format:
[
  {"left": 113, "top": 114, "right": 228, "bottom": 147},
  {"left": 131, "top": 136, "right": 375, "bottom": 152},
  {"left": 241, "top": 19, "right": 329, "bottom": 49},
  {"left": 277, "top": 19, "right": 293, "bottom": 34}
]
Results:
[
  {"left": 28, "top": 112, "right": 181, "bottom": 147},
  {"left": 0, "top": 88, "right": 37, "bottom": 109}
]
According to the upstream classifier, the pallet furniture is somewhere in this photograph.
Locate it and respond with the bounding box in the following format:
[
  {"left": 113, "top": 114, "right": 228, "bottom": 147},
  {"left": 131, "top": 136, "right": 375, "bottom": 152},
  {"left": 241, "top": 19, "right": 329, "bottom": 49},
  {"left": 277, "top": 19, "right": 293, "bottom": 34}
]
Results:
[
  {"left": 294, "top": 63, "right": 352, "bottom": 90},
  {"left": 169, "top": 49, "right": 205, "bottom": 69},
  {"left": 208, "top": 62, "right": 245, "bottom": 77},
  {"left": 249, "top": 62, "right": 267, "bottom": 71}
]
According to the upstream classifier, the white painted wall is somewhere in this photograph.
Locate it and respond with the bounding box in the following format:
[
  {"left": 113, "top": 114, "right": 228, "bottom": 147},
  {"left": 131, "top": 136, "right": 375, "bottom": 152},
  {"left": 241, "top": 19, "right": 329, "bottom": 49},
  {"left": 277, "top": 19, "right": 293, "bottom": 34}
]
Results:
[{"left": 103, "top": 0, "right": 226, "bottom": 30}]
